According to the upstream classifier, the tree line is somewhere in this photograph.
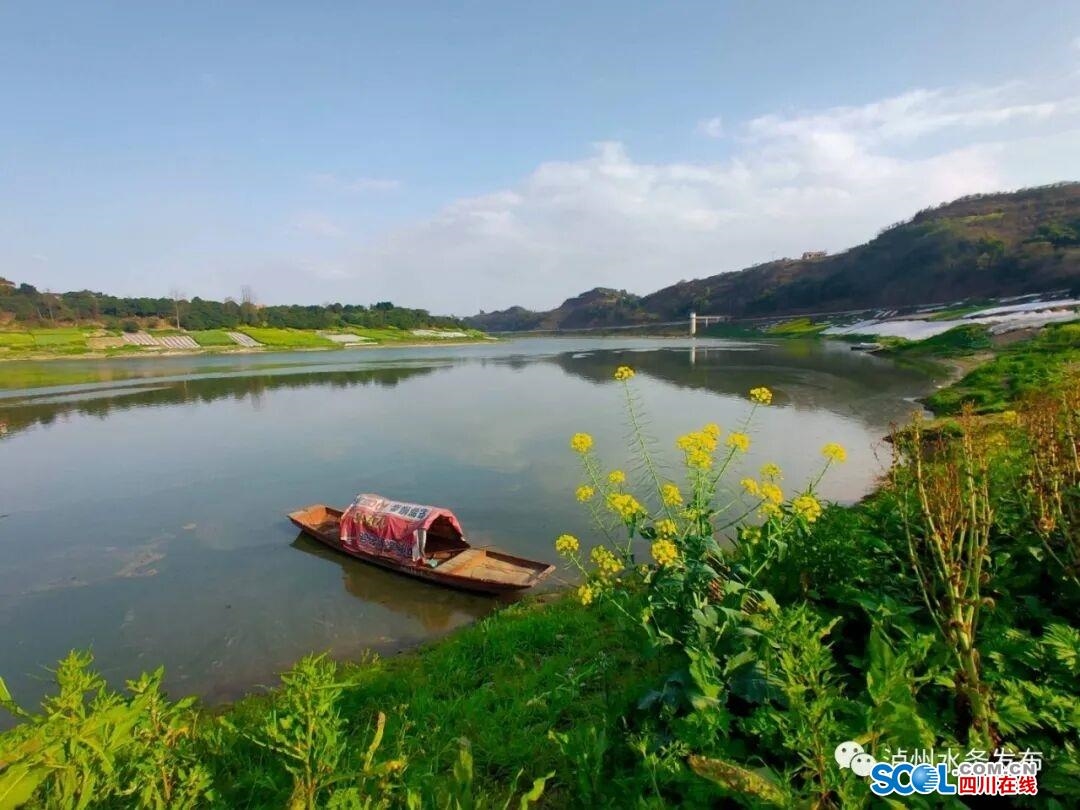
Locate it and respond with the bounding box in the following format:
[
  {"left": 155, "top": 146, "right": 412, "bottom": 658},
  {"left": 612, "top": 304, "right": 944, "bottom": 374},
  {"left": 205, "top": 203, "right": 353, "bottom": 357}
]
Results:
[{"left": 0, "top": 280, "right": 465, "bottom": 331}]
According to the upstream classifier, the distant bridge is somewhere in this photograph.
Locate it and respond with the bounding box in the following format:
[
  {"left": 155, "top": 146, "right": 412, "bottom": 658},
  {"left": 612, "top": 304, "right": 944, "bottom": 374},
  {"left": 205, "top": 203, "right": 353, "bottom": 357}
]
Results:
[{"left": 489, "top": 312, "right": 727, "bottom": 337}]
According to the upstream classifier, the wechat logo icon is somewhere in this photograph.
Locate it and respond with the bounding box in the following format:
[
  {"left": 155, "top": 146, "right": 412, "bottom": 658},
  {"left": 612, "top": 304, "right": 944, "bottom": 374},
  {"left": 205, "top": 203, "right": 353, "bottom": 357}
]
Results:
[{"left": 835, "top": 741, "right": 876, "bottom": 777}]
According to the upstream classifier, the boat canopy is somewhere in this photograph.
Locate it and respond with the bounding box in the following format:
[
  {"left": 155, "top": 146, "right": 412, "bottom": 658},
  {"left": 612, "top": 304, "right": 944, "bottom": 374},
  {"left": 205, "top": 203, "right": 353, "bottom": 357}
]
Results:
[{"left": 339, "top": 493, "right": 466, "bottom": 562}]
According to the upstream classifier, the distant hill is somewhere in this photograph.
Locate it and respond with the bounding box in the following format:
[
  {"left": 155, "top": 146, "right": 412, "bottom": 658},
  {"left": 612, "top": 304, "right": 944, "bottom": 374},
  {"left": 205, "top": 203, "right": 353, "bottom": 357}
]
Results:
[
  {"left": 466, "top": 182, "right": 1080, "bottom": 331},
  {"left": 468, "top": 287, "right": 652, "bottom": 332}
]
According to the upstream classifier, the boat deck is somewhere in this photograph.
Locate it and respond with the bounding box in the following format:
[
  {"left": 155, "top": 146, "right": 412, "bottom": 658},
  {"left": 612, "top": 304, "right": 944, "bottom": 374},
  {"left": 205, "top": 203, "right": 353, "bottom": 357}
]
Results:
[{"left": 434, "top": 549, "right": 539, "bottom": 585}]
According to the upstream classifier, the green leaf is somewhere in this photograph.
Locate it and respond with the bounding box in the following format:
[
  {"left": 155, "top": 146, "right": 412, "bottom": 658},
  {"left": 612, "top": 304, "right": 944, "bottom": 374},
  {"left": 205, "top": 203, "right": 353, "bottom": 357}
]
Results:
[
  {"left": 0, "top": 763, "right": 50, "bottom": 809},
  {"left": 517, "top": 772, "right": 553, "bottom": 808},
  {"left": 688, "top": 755, "right": 788, "bottom": 806}
]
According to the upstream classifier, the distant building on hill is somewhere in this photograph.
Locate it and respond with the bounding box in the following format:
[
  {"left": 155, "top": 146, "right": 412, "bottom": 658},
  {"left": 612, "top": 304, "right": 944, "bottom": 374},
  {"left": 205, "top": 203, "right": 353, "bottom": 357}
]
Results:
[{"left": 802, "top": 250, "right": 828, "bottom": 261}]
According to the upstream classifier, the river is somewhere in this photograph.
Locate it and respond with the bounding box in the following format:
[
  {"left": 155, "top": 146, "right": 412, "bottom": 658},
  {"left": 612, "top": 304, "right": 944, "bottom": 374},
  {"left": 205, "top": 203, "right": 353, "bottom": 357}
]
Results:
[{"left": 0, "top": 337, "right": 938, "bottom": 719}]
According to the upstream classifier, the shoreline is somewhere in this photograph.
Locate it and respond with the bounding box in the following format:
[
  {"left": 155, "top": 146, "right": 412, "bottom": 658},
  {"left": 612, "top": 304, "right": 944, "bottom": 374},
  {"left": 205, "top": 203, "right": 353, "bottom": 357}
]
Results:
[{"left": 0, "top": 336, "right": 498, "bottom": 364}]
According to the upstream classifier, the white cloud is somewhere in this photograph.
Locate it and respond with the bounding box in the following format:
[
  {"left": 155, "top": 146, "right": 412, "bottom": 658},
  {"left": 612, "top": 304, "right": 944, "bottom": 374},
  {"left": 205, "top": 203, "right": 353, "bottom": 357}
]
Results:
[
  {"left": 309, "top": 173, "right": 401, "bottom": 193},
  {"left": 306, "top": 80, "right": 1080, "bottom": 314},
  {"left": 697, "top": 115, "right": 724, "bottom": 138}
]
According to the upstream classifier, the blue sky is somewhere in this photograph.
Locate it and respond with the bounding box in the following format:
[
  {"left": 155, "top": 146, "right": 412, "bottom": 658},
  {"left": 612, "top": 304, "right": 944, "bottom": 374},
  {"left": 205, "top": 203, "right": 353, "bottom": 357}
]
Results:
[{"left": 2, "top": 2, "right": 1080, "bottom": 314}]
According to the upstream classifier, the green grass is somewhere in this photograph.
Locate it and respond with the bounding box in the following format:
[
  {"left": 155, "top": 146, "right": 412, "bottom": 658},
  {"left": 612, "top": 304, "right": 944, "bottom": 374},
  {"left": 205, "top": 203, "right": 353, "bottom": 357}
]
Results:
[
  {"left": 341, "top": 327, "right": 412, "bottom": 342},
  {"left": 208, "top": 593, "right": 692, "bottom": 807},
  {"left": 0, "top": 331, "right": 35, "bottom": 349},
  {"left": 237, "top": 327, "right": 337, "bottom": 348},
  {"left": 925, "top": 320, "right": 1080, "bottom": 413},
  {"left": 190, "top": 329, "right": 237, "bottom": 347},
  {"left": 880, "top": 324, "right": 993, "bottom": 359},
  {"left": 764, "top": 317, "right": 828, "bottom": 337},
  {"left": 0, "top": 328, "right": 88, "bottom": 354}
]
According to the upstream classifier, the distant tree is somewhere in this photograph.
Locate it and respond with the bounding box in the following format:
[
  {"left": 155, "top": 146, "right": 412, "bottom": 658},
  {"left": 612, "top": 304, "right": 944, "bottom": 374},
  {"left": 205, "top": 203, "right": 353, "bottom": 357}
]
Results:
[{"left": 169, "top": 288, "right": 185, "bottom": 330}]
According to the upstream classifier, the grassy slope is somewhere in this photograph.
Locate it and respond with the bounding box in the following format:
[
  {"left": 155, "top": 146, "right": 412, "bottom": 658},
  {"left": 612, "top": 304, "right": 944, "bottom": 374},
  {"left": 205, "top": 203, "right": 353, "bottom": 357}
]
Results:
[
  {"left": 190, "top": 329, "right": 237, "bottom": 347},
  {"left": 212, "top": 596, "right": 690, "bottom": 806},
  {"left": 236, "top": 327, "right": 337, "bottom": 348}
]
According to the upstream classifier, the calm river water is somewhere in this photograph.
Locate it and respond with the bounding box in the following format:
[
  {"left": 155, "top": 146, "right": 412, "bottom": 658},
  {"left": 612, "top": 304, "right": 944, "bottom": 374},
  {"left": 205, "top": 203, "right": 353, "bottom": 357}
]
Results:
[{"left": 0, "top": 337, "right": 938, "bottom": 718}]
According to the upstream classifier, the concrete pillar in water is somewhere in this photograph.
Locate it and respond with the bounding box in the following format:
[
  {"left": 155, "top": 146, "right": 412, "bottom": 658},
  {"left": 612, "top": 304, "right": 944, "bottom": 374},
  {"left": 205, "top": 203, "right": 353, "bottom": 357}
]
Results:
[{"left": 690, "top": 312, "right": 697, "bottom": 336}]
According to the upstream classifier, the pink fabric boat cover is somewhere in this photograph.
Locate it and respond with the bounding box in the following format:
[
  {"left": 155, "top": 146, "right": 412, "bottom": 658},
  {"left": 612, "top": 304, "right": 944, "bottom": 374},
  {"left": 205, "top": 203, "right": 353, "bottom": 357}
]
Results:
[{"left": 339, "top": 493, "right": 465, "bottom": 560}]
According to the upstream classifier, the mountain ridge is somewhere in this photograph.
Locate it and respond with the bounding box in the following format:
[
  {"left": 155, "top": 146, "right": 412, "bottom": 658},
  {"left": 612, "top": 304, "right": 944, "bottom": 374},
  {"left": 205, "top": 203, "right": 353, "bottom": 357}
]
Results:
[{"left": 466, "top": 182, "right": 1080, "bottom": 332}]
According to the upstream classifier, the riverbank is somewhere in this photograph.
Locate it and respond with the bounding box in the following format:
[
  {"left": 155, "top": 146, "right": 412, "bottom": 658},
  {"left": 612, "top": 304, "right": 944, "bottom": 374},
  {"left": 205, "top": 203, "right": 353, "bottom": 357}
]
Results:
[
  {"left": 2, "top": 324, "right": 1078, "bottom": 807},
  {"left": 0, "top": 335, "right": 497, "bottom": 391},
  {"left": 0, "top": 338, "right": 494, "bottom": 363},
  {"left": 0, "top": 325, "right": 492, "bottom": 364}
]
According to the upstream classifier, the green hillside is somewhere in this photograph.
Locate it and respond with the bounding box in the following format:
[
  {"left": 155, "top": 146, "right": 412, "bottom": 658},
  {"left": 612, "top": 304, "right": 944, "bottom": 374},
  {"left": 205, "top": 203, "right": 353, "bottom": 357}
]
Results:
[{"left": 468, "top": 182, "right": 1080, "bottom": 331}]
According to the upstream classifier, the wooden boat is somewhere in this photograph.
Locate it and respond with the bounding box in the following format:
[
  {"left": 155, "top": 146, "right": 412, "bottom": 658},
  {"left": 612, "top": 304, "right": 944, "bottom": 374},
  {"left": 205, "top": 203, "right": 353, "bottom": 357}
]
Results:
[{"left": 288, "top": 504, "right": 555, "bottom": 595}]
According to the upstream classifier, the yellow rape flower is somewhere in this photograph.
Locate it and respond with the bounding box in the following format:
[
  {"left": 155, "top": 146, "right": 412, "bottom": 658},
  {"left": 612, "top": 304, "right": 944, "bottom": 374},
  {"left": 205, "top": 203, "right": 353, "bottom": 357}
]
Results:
[
  {"left": 761, "top": 482, "right": 783, "bottom": 505},
  {"left": 741, "top": 478, "right": 761, "bottom": 497},
  {"left": 687, "top": 449, "right": 713, "bottom": 470},
  {"left": 590, "top": 545, "right": 623, "bottom": 577},
  {"left": 651, "top": 538, "right": 679, "bottom": 566},
  {"left": 660, "top": 482, "right": 683, "bottom": 506},
  {"left": 607, "top": 469, "right": 626, "bottom": 485},
  {"left": 677, "top": 429, "right": 718, "bottom": 469},
  {"left": 749, "top": 386, "right": 773, "bottom": 405},
  {"left": 760, "top": 462, "right": 782, "bottom": 480},
  {"left": 793, "top": 493, "right": 823, "bottom": 523},
  {"left": 606, "top": 492, "right": 645, "bottom": 521},
  {"left": 655, "top": 518, "right": 678, "bottom": 538},
  {"left": 555, "top": 534, "right": 579, "bottom": 555},
  {"left": 759, "top": 501, "right": 782, "bottom": 519},
  {"left": 613, "top": 365, "right": 635, "bottom": 381},
  {"left": 726, "top": 432, "right": 751, "bottom": 453},
  {"left": 740, "top": 525, "right": 762, "bottom": 543},
  {"left": 578, "top": 583, "right": 595, "bottom": 605},
  {"left": 570, "top": 432, "right": 593, "bottom": 454},
  {"left": 575, "top": 485, "right": 595, "bottom": 502},
  {"left": 821, "top": 443, "right": 847, "bottom": 463}
]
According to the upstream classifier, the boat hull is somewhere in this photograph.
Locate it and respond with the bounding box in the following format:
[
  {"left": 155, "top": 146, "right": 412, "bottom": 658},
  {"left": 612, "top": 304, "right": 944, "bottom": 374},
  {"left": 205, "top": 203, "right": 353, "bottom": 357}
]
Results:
[{"left": 287, "top": 505, "right": 554, "bottom": 595}]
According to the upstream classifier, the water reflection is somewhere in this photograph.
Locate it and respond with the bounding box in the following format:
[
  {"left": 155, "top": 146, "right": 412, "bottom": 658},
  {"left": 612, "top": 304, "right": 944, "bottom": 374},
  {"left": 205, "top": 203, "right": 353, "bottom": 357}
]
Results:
[
  {"left": 0, "top": 365, "right": 440, "bottom": 439},
  {"left": 1, "top": 340, "right": 938, "bottom": 442},
  {"left": 289, "top": 533, "right": 495, "bottom": 632},
  {"left": 540, "top": 340, "right": 937, "bottom": 422}
]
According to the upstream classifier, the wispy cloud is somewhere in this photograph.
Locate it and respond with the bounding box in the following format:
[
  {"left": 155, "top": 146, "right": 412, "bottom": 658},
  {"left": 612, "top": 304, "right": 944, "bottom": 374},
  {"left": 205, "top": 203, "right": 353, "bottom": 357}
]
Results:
[
  {"left": 743, "top": 84, "right": 1065, "bottom": 145},
  {"left": 309, "top": 173, "right": 401, "bottom": 193},
  {"left": 290, "top": 212, "right": 344, "bottom": 238},
  {"left": 697, "top": 116, "right": 724, "bottom": 138}
]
